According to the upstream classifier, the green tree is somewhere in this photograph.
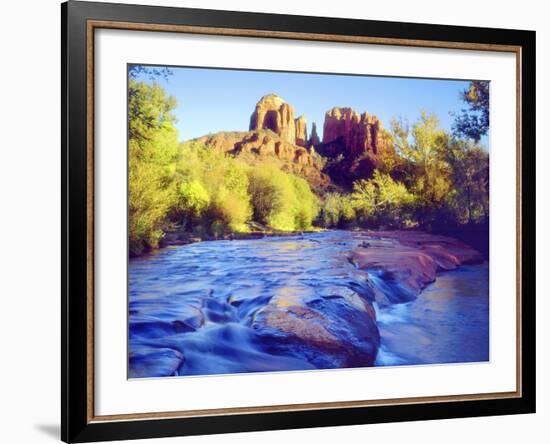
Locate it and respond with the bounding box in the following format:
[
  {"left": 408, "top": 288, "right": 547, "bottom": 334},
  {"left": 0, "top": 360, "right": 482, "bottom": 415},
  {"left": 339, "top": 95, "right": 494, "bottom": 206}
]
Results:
[
  {"left": 446, "top": 139, "right": 489, "bottom": 224},
  {"left": 452, "top": 81, "right": 490, "bottom": 142},
  {"left": 128, "top": 79, "right": 180, "bottom": 255},
  {"left": 128, "top": 65, "right": 172, "bottom": 81},
  {"left": 291, "top": 176, "right": 319, "bottom": 230},
  {"left": 174, "top": 142, "right": 252, "bottom": 235},
  {"left": 248, "top": 165, "right": 295, "bottom": 230},
  {"left": 247, "top": 164, "right": 318, "bottom": 231},
  {"left": 391, "top": 112, "right": 453, "bottom": 223},
  {"left": 319, "top": 193, "right": 356, "bottom": 228},
  {"left": 177, "top": 180, "right": 210, "bottom": 223},
  {"left": 351, "top": 170, "right": 416, "bottom": 227}
]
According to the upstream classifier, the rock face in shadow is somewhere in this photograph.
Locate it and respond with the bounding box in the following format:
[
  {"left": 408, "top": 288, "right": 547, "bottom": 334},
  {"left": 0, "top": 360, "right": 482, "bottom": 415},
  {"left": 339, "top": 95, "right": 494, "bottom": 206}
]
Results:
[
  {"left": 308, "top": 122, "right": 320, "bottom": 146},
  {"left": 322, "top": 107, "right": 393, "bottom": 158},
  {"left": 318, "top": 107, "right": 396, "bottom": 188},
  {"left": 350, "top": 231, "right": 484, "bottom": 306}
]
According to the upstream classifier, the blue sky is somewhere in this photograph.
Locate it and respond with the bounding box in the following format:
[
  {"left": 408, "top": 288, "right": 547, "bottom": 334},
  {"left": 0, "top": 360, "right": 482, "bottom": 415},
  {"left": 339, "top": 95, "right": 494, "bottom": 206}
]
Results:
[{"left": 134, "top": 65, "right": 486, "bottom": 146}]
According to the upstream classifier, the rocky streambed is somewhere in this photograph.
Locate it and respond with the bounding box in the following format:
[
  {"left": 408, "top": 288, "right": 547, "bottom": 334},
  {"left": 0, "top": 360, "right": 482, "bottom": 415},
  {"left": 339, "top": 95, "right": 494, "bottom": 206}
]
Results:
[{"left": 128, "top": 230, "right": 488, "bottom": 378}]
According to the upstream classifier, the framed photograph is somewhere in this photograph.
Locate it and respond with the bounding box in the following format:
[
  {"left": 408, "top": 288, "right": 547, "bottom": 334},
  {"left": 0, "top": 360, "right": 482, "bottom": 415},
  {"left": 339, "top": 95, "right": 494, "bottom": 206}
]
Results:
[{"left": 62, "top": 1, "right": 536, "bottom": 442}]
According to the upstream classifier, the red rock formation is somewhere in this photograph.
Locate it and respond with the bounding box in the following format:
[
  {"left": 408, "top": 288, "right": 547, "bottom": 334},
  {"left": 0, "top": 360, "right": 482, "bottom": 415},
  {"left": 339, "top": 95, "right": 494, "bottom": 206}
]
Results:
[
  {"left": 295, "top": 115, "right": 308, "bottom": 147},
  {"left": 322, "top": 107, "right": 393, "bottom": 158},
  {"left": 249, "top": 94, "right": 296, "bottom": 144},
  {"left": 193, "top": 131, "right": 248, "bottom": 153},
  {"left": 309, "top": 122, "right": 320, "bottom": 146},
  {"left": 318, "top": 107, "right": 397, "bottom": 188},
  {"left": 193, "top": 130, "right": 330, "bottom": 190},
  {"left": 350, "top": 231, "right": 484, "bottom": 305},
  {"left": 190, "top": 95, "right": 336, "bottom": 190}
]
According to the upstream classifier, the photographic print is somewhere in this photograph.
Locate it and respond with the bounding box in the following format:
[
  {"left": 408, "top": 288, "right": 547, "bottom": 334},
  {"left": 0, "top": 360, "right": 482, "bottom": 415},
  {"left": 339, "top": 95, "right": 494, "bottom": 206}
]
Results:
[{"left": 127, "top": 65, "right": 490, "bottom": 379}]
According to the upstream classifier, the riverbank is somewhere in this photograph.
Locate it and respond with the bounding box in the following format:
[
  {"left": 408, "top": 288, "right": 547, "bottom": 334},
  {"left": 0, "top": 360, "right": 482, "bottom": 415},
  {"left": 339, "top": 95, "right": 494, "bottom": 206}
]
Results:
[
  {"left": 138, "top": 220, "right": 487, "bottom": 261},
  {"left": 155, "top": 222, "right": 323, "bottom": 251}
]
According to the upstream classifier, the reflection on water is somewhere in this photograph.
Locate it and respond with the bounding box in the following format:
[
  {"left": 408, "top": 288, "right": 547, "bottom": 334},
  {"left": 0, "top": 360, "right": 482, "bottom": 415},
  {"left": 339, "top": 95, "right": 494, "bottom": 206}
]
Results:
[{"left": 128, "top": 231, "right": 489, "bottom": 377}]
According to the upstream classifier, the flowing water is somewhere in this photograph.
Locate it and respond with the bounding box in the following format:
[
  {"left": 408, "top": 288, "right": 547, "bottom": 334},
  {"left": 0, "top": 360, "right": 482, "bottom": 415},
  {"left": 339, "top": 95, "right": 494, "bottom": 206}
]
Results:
[{"left": 128, "top": 230, "right": 489, "bottom": 378}]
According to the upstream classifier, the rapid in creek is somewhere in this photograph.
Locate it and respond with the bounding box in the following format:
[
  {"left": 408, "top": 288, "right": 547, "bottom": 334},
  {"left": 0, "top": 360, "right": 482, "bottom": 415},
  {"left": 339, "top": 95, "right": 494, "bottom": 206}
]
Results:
[{"left": 128, "top": 230, "right": 489, "bottom": 378}]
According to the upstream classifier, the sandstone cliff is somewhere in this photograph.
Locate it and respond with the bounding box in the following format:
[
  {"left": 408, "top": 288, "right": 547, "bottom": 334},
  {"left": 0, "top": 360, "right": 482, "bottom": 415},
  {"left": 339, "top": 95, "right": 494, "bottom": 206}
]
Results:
[
  {"left": 249, "top": 94, "right": 296, "bottom": 144},
  {"left": 295, "top": 115, "right": 308, "bottom": 147},
  {"left": 194, "top": 128, "right": 329, "bottom": 190},
  {"left": 316, "top": 107, "right": 396, "bottom": 188},
  {"left": 191, "top": 96, "right": 398, "bottom": 192},
  {"left": 192, "top": 95, "right": 330, "bottom": 190},
  {"left": 322, "top": 107, "right": 393, "bottom": 158}
]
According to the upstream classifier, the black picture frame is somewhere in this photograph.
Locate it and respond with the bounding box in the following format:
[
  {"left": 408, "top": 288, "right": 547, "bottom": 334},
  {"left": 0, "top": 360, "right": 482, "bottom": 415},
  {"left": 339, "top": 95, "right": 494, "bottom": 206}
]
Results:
[{"left": 62, "top": 1, "right": 536, "bottom": 442}]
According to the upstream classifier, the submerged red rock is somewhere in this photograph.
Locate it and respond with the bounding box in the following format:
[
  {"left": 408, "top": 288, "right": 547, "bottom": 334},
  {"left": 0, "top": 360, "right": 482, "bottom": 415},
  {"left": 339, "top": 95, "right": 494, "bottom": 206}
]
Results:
[{"left": 350, "top": 230, "right": 484, "bottom": 305}]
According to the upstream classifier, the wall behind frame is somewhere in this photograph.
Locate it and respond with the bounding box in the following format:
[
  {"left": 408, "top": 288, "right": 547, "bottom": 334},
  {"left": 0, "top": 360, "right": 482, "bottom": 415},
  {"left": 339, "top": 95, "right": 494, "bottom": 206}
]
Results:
[{"left": 0, "top": 0, "right": 546, "bottom": 443}]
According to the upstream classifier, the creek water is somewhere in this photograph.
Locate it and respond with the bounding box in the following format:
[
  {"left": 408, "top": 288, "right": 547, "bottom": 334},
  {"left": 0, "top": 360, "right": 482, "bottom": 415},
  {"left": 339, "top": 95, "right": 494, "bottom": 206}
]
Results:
[{"left": 128, "top": 230, "right": 489, "bottom": 377}]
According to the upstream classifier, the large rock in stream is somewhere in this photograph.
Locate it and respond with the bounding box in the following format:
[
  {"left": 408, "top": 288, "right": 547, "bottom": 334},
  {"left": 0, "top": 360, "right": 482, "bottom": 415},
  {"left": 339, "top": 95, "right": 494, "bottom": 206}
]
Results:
[
  {"left": 250, "top": 287, "right": 380, "bottom": 369},
  {"left": 350, "top": 230, "right": 484, "bottom": 306},
  {"left": 129, "top": 346, "right": 184, "bottom": 378}
]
